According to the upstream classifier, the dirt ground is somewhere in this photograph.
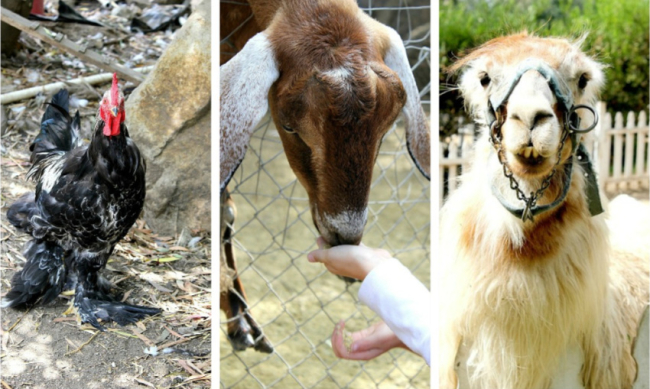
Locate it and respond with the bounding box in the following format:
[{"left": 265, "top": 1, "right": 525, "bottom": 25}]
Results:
[
  {"left": 220, "top": 118, "right": 431, "bottom": 389},
  {"left": 1, "top": 124, "right": 212, "bottom": 388},
  {"left": 1, "top": 2, "right": 211, "bottom": 388}
]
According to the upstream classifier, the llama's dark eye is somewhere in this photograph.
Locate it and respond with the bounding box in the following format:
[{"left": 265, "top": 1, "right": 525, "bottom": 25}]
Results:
[
  {"left": 578, "top": 73, "right": 589, "bottom": 90},
  {"left": 282, "top": 125, "right": 296, "bottom": 134},
  {"left": 480, "top": 73, "right": 491, "bottom": 88}
]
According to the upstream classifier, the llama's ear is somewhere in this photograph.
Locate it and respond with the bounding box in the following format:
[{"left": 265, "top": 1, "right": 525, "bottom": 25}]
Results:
[
  {"left": 220, "top": 32, "right": 280, "bottom": 193},
  {"left": 383, "top": 28, "right": 430, "bottom": 180}
]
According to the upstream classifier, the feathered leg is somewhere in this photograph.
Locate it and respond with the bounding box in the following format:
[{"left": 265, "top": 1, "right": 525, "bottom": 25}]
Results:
[
  {"left": 1, "top": 239, "right": 67, "bottom": 308},
  {"left": 71, "top": 254, "right": 160, "bottom": 331}
]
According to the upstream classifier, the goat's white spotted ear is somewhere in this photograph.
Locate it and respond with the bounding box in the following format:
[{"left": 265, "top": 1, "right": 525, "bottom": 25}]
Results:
[
  {"left": 383, "top": 28, "right": 430, "bottom": 180},
  {"left": 220, "top": 32, "right": 280, "bottom": 193}
]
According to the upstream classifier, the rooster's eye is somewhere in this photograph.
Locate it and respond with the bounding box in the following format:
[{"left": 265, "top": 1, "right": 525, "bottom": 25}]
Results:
[{"left": 282, "top": 125, "right": 296, "bottom": 134}]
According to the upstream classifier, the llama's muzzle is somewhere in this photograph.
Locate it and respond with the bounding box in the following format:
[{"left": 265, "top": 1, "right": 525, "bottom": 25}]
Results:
[{"left": 485, "top": 57, "right": 602, "bottom": 222}]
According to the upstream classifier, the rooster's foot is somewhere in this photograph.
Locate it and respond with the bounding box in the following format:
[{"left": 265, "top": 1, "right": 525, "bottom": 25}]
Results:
[{"left": 75, "top": 297, "right": 161, "bottom": 331}]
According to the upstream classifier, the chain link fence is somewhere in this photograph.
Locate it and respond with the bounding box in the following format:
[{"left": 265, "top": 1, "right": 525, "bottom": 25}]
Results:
[{"left": 220, "top": 1, "right": 431, "bottom": 387}]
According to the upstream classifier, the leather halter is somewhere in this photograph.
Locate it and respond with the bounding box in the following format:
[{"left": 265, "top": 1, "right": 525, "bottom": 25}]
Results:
[{"left": 486, "top": 59, "right": 603, "bottom": 222}]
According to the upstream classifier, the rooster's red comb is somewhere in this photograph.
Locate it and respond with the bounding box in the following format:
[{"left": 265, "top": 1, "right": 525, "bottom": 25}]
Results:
[{"left": 111, "top": 73, "right": 119, "bottom": 104}]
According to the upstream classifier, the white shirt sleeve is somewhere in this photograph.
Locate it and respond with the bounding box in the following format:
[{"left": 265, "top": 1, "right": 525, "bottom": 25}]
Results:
[{"left": 358, "top": 258, "right": 431, "bottom": 365}]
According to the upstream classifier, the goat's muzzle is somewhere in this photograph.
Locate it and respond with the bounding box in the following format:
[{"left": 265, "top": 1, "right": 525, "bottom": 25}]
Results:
[{"left": 312, "top": 204, "right": 367, "bottom": 246}]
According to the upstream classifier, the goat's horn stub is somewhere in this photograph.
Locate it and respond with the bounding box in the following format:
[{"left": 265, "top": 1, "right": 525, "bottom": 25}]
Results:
[{"left": 111, "top": 73, "right": 119, "bottom": 104}]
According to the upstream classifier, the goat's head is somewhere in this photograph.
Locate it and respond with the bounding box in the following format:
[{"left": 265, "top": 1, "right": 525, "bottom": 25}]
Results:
[
  {"left": 453, "top": 33, "right": 604, "bottom": 179},
  {"left": 221, "top": 1, "right": 430, "bottom": 246}
]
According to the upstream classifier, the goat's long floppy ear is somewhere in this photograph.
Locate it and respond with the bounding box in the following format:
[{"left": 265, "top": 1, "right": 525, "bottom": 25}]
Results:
[
  {"left": 383, "top": 28, "right": 430, "bottom": 180},
  {"left": 220, "top": 32, "right": 280, "bottom": 193}
]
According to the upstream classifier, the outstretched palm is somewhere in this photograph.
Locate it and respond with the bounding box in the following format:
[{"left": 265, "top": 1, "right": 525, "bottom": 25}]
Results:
[{"left": 331, "top": 320, "right": 409, "bottom": 360}]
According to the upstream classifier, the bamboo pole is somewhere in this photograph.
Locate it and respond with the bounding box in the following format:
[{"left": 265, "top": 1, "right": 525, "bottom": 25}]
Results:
[{"left": 0, "top": 67, "right": 153, "bottom": 105}]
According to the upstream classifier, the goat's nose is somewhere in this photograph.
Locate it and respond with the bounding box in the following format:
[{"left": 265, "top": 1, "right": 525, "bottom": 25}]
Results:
[
  {"left": 318, "top": 208, "right": 367, "bottom": 246},
  {"left": 333, "top": 231, "right": 363, "bottom": 246}
]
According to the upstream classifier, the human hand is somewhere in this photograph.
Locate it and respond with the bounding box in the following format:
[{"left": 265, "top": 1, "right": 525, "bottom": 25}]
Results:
[
  {"left": 307, "top": 237, "right": 393, "bottom": 281},
  {"left": 331, "top": 320, "right": 407, "bottom": 360}
]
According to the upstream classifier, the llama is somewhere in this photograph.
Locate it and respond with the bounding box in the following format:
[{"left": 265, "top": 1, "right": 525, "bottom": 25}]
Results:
[{"left": 440, "top": 32, "right": 649, "bottom": 389}]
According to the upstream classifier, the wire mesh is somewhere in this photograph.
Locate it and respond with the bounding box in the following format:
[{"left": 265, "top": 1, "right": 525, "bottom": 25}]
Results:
[{"left": 220, "top": 1, "right": 431, "bottom": 388}]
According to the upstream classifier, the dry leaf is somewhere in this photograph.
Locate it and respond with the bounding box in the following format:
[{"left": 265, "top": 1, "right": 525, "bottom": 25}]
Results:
[
  {"left": 154, "top": 257, "right": 181, "bottom": 263},
  {"left": 130, "top": 329, "right": 154, "bottom": 347},
  {"left": 176, "top": 359, "right": 199, "bottom": 376},
  {"left": 133, "top": 377, "right": 155, "bottom": 388}
]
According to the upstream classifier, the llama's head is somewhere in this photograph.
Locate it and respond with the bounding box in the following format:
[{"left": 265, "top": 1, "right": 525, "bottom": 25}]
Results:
[{"left": 453, "top": 33, "right": 604, "bottom": 179}]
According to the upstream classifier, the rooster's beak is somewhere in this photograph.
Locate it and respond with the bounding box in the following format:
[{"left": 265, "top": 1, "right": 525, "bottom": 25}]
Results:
[{"left": 111, "top": 107, "right": 119, "bottom": 117}]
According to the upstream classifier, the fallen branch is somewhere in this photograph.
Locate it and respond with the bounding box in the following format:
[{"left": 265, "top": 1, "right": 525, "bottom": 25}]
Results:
[
  {"left": 163, "top": 324, "right": 185, "bottom": 339},
  {"left": 6, "top": 307, "right": 31, "bottom": 332},
  {"left": 0, "top": 67, "right": 153, "bottom": 105},
  {"left": 176, "top": 359, "right": 200, "bottom": 376},
  {"left": 1, "top": 7, "right": 144, "bottom": 84},
  {"left": 64, "top": 331, "right": 101, "bottom": 356},
  {"left": 159, "top": 336, "right": 193, "bottom": 349}
]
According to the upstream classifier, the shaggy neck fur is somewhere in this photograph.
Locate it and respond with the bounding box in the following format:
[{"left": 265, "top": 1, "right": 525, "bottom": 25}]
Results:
[
  {"left": 440, "top": 129, "right": 639, "bottom": 389},
  {"left": 441, "top": 32, "right": 647, "bottom": 389}
]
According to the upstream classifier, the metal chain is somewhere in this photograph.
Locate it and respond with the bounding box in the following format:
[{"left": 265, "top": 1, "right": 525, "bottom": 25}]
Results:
[{"left": 491, "top": 121, "right": 569, "bottom": 215}]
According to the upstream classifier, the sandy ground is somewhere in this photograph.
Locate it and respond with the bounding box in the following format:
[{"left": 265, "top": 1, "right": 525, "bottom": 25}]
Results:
[{"left": 220, "top": 118, "right": 431, "bottom": 389}]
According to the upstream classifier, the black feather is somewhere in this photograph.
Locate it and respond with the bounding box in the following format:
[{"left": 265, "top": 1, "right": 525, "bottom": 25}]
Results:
[
  {"left": 6, "top": 193, "right": 37, "bottom": 232},
  {"left": 30, "top": 90, "right": 79, "bottom": 166},
  {"left": 1, "top": 240, "right": 66, "bottom": 308}
]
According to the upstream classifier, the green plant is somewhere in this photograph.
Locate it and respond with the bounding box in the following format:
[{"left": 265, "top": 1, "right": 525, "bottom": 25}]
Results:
[{"left": 440, "top": 0, "right": 649, "bottom": 135}]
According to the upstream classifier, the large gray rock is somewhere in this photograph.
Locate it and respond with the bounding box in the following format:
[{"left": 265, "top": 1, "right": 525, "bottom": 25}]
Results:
[{"left": 126, "top": 0, "right": 211, "bottom": 235}]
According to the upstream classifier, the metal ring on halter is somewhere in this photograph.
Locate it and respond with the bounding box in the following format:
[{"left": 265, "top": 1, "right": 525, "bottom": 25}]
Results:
[
  {"left": 489, "top": 119, "right": 499, "bottom": 144},
  {"left": 568, "top": 104, "right": 598, "bottom": 133}
]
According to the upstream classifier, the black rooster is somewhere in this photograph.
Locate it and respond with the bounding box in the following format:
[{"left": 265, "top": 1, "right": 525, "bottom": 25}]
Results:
[{"left": 2, "top": 74, "right": 160, "bottom": 330}]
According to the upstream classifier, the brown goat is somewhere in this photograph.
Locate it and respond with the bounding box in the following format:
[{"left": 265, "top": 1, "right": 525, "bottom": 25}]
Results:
[
  {"left": 219, "top": 0, "right": 430, "bottom": 353},
  {"left": 220, "top": 0, "right": 430, "bottom": 246}
]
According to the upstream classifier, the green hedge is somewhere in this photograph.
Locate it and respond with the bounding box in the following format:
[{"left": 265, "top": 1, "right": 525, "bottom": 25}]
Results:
[{"left": 440, "top": 0, "right": 649, "bottom": 125}]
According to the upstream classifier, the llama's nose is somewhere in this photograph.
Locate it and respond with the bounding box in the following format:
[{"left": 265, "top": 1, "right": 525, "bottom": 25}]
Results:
[
  {"left": 528, "top": 111, "right": 555, "bottom": 131},
  {"left": 507, "top": 71, "right": 556, "bottom": 129}
]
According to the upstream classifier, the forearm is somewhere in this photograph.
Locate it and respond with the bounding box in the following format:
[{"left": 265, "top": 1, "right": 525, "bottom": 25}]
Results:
[{"left": 358, "top": 259, "right": 431, "bottom": 365}]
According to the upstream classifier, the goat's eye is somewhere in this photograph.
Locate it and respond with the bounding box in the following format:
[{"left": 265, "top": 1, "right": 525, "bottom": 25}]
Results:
[
  {"left": 282, "top": 125, "right": 296, "bottom": 134},
  {"left": 578, "top": 73, "right": 589, "bottom": 90},
  {"left": 480, "top": 73, "right": 491, "bottom": 88}
]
